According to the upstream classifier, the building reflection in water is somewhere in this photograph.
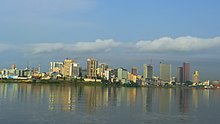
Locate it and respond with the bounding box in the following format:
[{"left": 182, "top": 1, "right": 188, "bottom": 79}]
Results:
[
  {"left": 158, "top": 88, "right": 171, "bottom": 113},
  {"left": 203, "top": 89, "right": 210, "bottom": 107},
  {"left": 0, "top": 83, "right": 215, "bottom": 114},
  {"left": 178, "top": 88, "right": 190, "bottom": 113},
  {"left": 192, "top": 88, "right": 199, "bottom": 110}
]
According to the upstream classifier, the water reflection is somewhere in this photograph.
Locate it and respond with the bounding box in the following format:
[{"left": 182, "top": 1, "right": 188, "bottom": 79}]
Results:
[{"left": 0, "top": 83, "right": 214, "bottom": 114}]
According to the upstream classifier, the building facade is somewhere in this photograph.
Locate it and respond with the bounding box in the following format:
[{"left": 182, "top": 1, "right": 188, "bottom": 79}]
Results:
[
  {"left": 183, "top": 62, "right": 190, "bottom": 83},
  {"left": 193, "top": 70, "right": 199, "bottom": 85},
  {"left": 177, "top": 67, "right": 183, "bottom": 83},
  {"left": 131, "top": 66, "right": 137, "bottom": 75},
  {"left": 147, "top": 64, "right": 153, "bottom": 80},
  {"left": 63, "top": 59, "right": 74, "bottom": 78},
  {"left": 143, "top": 64, "right": 147, "bottom": 81},
  {"left": 160, "top": 63, "right": 171, "bottom": 82},
  {"left": 50, "top": 62, "right": 63, "bottom": 73},
  {"left": 87, "top": 58, "right": 98, "bottom": 79}
]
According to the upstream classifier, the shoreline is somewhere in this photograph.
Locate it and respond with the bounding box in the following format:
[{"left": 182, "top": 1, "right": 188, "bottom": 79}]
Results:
[{"left": 0, "top": 79, "right": 217, "bottom": 89}]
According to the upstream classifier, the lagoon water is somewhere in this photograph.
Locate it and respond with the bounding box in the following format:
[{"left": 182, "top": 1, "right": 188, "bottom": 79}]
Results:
[{"left": 0, "top": 83, "right": 220, "bottom": 124}]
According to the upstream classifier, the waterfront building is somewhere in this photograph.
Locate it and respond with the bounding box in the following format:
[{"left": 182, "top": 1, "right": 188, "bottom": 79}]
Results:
[
  {"left": 104, "top": 68, "right": 112, "bottom": 80},
  {"left": 63, "top": 59, "right": 74, "bottom": 78},
  {"left": 160, "top": 63, "right": 171, "bottom": 82},
  {"left": 147, "top": 64, "right": 153, "bottom": 80},
  {"left": 117, "top": 67, "right": 128, "bottom": 84},
  {"left": 96, "top": 63, "right": 108, "bottom": 78},
  {"left": 143, "top": 64, "right": 147, "bottom": 81},
  {"left": 87, "top": 58, "right": 98, "bottom": 79},
  {"left": 177, "top": 67, "right": 183, "bottom": 83},
  {"left": 71, "top": 63, "right": 80, "bottom": 78},
  {"left": 131, "top": 66, "right": 137, "bottom": 75},
  {"left": 192, "top": 70, "right": 199, "bottom": 85},
  {"left": 183, "top": 62, "right": 190, "bottom": 83},
  {"left": 50, "top": 62, "right": 63, "bottom": 73},
  {"left": 99, "top": 63, "right": 108, "bottom": 78}
]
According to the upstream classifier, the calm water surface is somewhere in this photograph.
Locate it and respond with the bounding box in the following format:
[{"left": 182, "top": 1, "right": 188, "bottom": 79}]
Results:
[{"left": 0, "top": 83, "right": 220, "bottom": 124}]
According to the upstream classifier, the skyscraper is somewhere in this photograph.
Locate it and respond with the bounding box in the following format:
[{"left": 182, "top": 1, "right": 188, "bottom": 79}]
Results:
[
  {"left": 143, "top": 64, "right": 147, "bottom": 81},
  {"left": 87, "top": 58, "right": 98, "bottom": 79},
  {"left": 131, "top": 66, "right": 137, "bottom": 75},
  {"left": 160, "top": 63, "right": 171, "bottom": 82},
  {"left": 147, "top": 64, "right": 153, "bottom": 80},
  {"left": 71, "top": 63, "right": 80, "bottom": 78},
  {"left": 183, "top": 62, "right": 190, "bottom": 83},
  {"left": 63, "top": 59, "right": 74, "bottom": 78},
  {"left": 98, "top": 63, "right": 108, "bottom": 78},
  {"left": 177, "top": 67, "right": 183, "bottom": 83},
  {"left": 50, "top": 62, "right": 63, "bottom": 73},
  {"left": 193, "top": 70, "right": 199, "bottom": 85}
]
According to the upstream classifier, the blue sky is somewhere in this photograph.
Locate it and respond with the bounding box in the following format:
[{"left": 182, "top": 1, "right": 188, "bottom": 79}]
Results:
[{"left": 0, "top": 0, "right": 220, "bottom": 80}]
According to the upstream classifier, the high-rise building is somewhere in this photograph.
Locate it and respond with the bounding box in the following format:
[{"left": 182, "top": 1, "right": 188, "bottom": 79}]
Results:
[
  {"left": 87, "top": 58, "right": 98, "bottom": 79},
  {"left": 98, "top": 63, "right": 108, "bottom": 78},
  {"left": 177, "top": 67, "right": 183, "bottom": 83},
  {"left": 50, "top": 62, "right": 63, "bottom": 73},
  {"left": 117, "top": 67, "right": 128, "bottom": 84},
  {"left": 63, "top": 59, "right": 74, "bottom": 78},
  {"left": 183, "top": 62, "right": 190, "bottom": 83},
  {"left": 71, "top": 63, "right": 80, "bottom": 78},
  {"left": 143, "top": 64, "right": 147, "bottom": 81},
  {"left": 193, "top": 70, "right": 199, "bottom": 85},
  {"left": 147, "top": 64, "right": 153, "bottom": 79},
  {"left": 131, "top": 66, "right": 137, "bottom": 75},
  {"left": 160, "top": 63, "right": 171, "bottom": 82}
]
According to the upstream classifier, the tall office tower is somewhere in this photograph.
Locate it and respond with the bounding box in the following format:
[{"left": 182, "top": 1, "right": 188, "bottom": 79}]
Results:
[
  {"left": 147, "top": 64, "right": 153, "bottom": 79},
  {"left": 143, "top": 64, "right": 147, "bottom": 81},
  {"left": 87, "top": 58, "right": 98, "bottom": 79},
  {"left": 63, "top": 59, "right": 74, "bottom": 78},
  {"left": 183, "top": 62, "right": 190, "bottom": 83},
  {"left": 131, "top": 66, "right": 137, "bottom": 75},
  {"left": 50, "top": 62, "right": 64, "bottom": 73},
  {"left": 193, "top": 70, "right": 199, "bottom": 85},
  {"left": 99, "top": 63, "right": 108, "bottom": 77},
  {"left": 160, "top": 63, "right": 171, "bottom": 82},
  {"left": 177, "top": 67, "right": 183, "bottom": 83},
  {"left": 71, "top": 63, "right": 80, "bottom": 78}
]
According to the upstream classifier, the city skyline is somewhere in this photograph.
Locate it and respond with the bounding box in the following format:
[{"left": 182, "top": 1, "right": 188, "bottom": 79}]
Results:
[{"left": 0, "top": 0, "right": 220, "bottom": 80}]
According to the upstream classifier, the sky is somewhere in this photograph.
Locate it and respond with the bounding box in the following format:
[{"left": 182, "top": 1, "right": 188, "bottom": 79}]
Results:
[{"left": 0, "top": 0, "right": 220, "bottom": 81}]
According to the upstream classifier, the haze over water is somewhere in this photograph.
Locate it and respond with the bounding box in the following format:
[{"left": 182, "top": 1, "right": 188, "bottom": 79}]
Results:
[{"left": 0, "top": 83, "right": 219, "bottom": 124}]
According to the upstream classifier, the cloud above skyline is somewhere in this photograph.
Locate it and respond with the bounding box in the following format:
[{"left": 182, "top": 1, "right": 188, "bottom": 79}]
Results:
[
  {"left": 31, "top": 43, "right": 64, "bottom": 54},
  {"left": 132, "top": 36, "right": 220, "bottom": 52},
  {"left": 1, "top": 36, "right": 220, "bottom": 54},
  {"left": 72, "top": 39, "right": 120, "bottom": 52}
]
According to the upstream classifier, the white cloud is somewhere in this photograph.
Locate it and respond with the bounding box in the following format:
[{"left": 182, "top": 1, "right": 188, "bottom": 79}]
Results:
[
  {"left": 2, "top": 36, "right": 220, "bottom": 55},
  {"left": 71, "top": 39, "right": 120, "bottom": 52},
  {"left": 133, "top": 36, "right": 220, "bottom": 52},
  {"left": 31, "top": 43, "right": 64, "bottom": 54},
  {"left": 29, "top": 39, "right": 120, "bottom": 54}
]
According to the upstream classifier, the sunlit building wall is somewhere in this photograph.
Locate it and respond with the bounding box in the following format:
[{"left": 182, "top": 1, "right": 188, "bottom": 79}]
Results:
[
  {"left": 160, "top": 63, "right": 171, "bottom": 82},
  {"left": 87, "top": 58, "right": 98, "bottom": 79},
  {"left": 183, "top": 62, "right": 190, "bottom": 83}
]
